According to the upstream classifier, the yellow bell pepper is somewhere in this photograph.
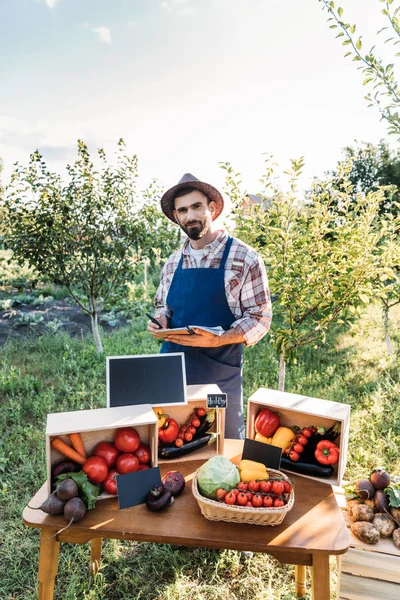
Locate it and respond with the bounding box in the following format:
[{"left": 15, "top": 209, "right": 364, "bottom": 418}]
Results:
[
  {"left": 153, "top": 407, "right": 169, "bottom": 429},
  {"left": 255, "top": 432, "right": 273, "bottom": 444},
  {"left": 271, "top": 426, "right": 296, "bottom": 450},
  {"left": 238, "top": 459, "right": 267, "bottom": 472},
  {"left": 240, "top": 469, "right": 269, "bottom": 482}
]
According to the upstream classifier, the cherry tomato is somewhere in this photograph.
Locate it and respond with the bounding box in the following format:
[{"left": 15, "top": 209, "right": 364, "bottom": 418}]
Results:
[
  {"left": 216, "top": 488, "right": 227, "bottom": 502},
  {"left": 82, "top": 456, "right": 109, "bottom": 484},
  {"left": 134, "top": 443, "right": 151, "bottom": 464},
  {"left": 297, "top": 435, "right": 308, "bottom": 446},
  {"left": 114, "top": 427, "right": 140, "bottom": 453},
  {"left": 116, "top": 453, "right": 139, "bottom": 474},
  {"left": 263, "top": 495, "right": 273, "bottom": 507},
  {"left": 225, "top": 491, "right": 237, "bottom": 505},
  {"left": 248, "top": 480, "right": 260, "bottom": 493},
  {"left": 273, "top": 498, "right": 285, "bottom": 507},
  {"left": 301, "top": 427, "right": 314, "bottom": 438},
  {"left": 289, "top": 450, "right": 300, "bottom": 462},
  {"left": 230, "top": 488, "right": 239, "bottom": 497},
  {"left": 293, "top": 443, "right": 304, "bottom": 454},
  {"left": 237, "top": 481, "right": 248, "bottom": 491},
  {"left": 188, "top": 427, "right": 197, "bottom": 435},
  {"left": 237, "top": 492, "right": 248, "bottom": 506},
  {"left": 246, "top": 491, "right": 253, "bottom": 501},
  {"left": 191, "top": 418, "right": 201, "bottom": 428},
  {"left": 252, "top": 494, "right": 263, "bottom": 508},
  {"left": 196, "top": 407, "right": 206, "bottom": 417},
  {"left": 259, "top": 480, "right": 272, "bottom": 493},
  {"left": 272, "top": 480, "right": 285, "bottom": 495},
  {"left": 103, "top": 468, "right": 118, "bottom": 495},
  {"left": 93, "top": 441, "right": 120, "bottom": 468},
  {"left": 283, "top": 481, "right": 293, "bottom": 493},
  {"left": 184, "top": 432, "right": 193, "bottom": 442},
  {"left": 175, "top": 438, "right": 184, "bottom": 447}
]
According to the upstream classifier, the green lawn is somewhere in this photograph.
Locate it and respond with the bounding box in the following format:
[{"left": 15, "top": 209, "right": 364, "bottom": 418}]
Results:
[{"left": 0, "top": 303, "right": 399, "bottom": 600}]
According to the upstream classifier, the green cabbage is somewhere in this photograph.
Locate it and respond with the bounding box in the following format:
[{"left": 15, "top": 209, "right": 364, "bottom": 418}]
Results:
[{"left": 197, "top": 456, "right": 240, "bottom": 499}]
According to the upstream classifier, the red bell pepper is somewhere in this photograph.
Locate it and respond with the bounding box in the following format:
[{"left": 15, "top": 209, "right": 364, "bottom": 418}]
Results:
[
  {"left": 254, "top": 408, "right": 280, "bottom": 438},
  {"left": 158, "top": 418, "right": 180, "bottom": 444},
  {"left": 315, "top": 440, "right": 340, "bottom": 465}
]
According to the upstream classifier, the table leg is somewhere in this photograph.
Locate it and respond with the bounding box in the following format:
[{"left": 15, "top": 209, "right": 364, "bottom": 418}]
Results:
[
  {"left": 295, "top": 565, "right": 307, "bottom": 597},
  {"left": 38, "top": 528, "right": 60, "bottom": 600},
  {"left": 90, "top": 538, "right": 102, "bottom": 575},
  {"left": 311, "top": 554, "right": 330, "bottom": 600}
]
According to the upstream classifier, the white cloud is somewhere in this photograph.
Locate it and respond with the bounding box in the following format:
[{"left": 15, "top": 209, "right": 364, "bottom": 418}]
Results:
[
  {"left": 44, "top": 0, "right": 58, "bottom": 8},
  {"left": 92, "top": 26, "right": 112, "bottom": 45}
]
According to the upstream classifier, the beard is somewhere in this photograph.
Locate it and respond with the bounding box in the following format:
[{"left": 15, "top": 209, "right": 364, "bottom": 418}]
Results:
[{"left": 180, "top": 218, "right": 210, "bottom": 240}]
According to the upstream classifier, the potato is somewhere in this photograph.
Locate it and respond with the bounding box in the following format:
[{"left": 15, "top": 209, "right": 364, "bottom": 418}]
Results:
[
  {"left": 349, "top": 504, "right": 375, "bottom": 523},
  {"left": 390, "top": 507, "right": 400, "bottom": 524},
  {"left": 351, "top": 521, "right": 380, "bottom": 545},
  {"left": 346, "top": 499, "right": 362, "bottom": 511},
  {"left": 393, "top": 528, "right": 400, "bottom": 550},
  {"left": 373, "top": 513, "right": 397, "bottom": 537}
]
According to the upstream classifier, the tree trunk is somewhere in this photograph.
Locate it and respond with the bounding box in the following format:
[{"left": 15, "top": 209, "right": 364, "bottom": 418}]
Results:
[
  {"left": 383, "top": 304, "right": 394, "bottom": 355},
  {"left": 90, "top": 311, "right": 104, "bottom": 354},
  {"left": 278, "top": 352, "right": 286, "bottom": 391}
]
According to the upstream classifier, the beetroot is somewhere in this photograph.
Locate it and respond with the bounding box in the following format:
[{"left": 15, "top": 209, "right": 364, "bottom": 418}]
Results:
[
  {"left": 52, "top": 460, "right": 79, "bottom": 478},
  {"left": 355, "top": 479, "right": 375, "bottom": 500},
  {"left": 28, "top": 492, "right": 66, "bottom": 515},
  {"left": 162, "top": 471, "right": 185, "bottom": 497},
  {"left": 55, "top": 478, "right": 78, "bottom": 500},
  {"left": 370, "top": 468, "right": 391, "bottom": 490},
  {"left": 146, "top": 484, "right": 174, "bottom": 512}
]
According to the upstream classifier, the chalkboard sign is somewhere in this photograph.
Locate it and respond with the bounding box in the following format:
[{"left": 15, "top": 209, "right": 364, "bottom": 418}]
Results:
[
  {"left": 242, "top": 438, "right": 282, "bottom": 470},
  {"left": 207, "top": 393, "right": 227, "bottom": 409},
  {"left": 107, "top": 353, "right": 187, "bottom": 408}
]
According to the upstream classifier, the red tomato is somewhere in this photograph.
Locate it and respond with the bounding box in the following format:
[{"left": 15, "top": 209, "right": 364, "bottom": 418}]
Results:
[
  {"left": 114, "top": 427, "right": 140, "bottom": 453},
  {"left": 175, "top": 438, "right": 184, "bottom": 447},
  {"left": 237, "top": 492, "right": 248, "bottom": 506},
  {"left": 196, "top": 408, "right": 206, "bottom": 417},
  {"left": 273, "top": 498, "right": 285, "bottom": 507},
  {"left": 225, "top": 491, "right": 237, "bottom": 505},
  {"left": 246, "top": 491, "right": 253, "bottom": 501},
  {"left": 297, "top": 435, "right": 308, "bottom": 446},
  {"left": 134, "top": 443, "right": 151, "bottom": 465},
  {"left": 247, "top": 501, "right": 253, "bottom": 507},
  {"left": 252, "top": 494, "right": 263, "bottom": 508},
  {"left": 283, "top": 481, "right": 293, "bottom": 493},
  {"left": 216, "top": 488, "right": 227, "bottom": 502},
  {"left": 184, "top": 432, "right": 193, "bottom": 442},
  {"left": 272, "top": 480, "right": 285, "bottom": 495},
  {"left": 191, "top": 418, "right": 201, "bottom": 428},
  {"left": 116, "top": 453, "right": 139, "bottom": 474},
  {"left": 289, "top": 450, "right": 300, "bottom": 462},
  {"left": 93, "top": 441, "right": 120, "bottom": 468},
  {"left": 230, "top": 488, "right": 239, "bottom": 496},
  {"left": 188, "top": 427, "right": 197, "bottom": 435},
  {"left": 138, "top": 464, "right": 150, "bottom": 471},
  {"left": 82, "top": 456, "right": 109, "bottom": 484},
  {"left": 237, "top": 481, "right": 248, "bottom": 491},
  {"left": 293, "top": 443, "right": 304, "bottom": 454},
  {"left": 263, "top": 495, "right": 273, "bottom": 507},
  {"left": 260, "top": 480, "right": 272, "bottom": 493},
  {"left": 301, "top": 427, "right": 314, "bottom": 438},
  {"left": 103, "top": 468, "right": 118, "bottom": 495},
  {"left": 248, "top": 480, "right": 260, "bottom": 493},
  {"left": 254, "top": 408, "right": 280, "bottom": 438}
]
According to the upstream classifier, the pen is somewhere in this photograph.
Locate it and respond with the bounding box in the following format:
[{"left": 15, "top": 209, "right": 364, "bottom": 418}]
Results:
[
  {"left": 186, "top": 326, "right": 195, "bottom": 335},
  {"left": 145, "top": 312, "right": 163, "bottom": 330}
]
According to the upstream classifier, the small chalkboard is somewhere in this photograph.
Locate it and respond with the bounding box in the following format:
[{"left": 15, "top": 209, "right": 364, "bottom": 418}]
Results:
[
  {"left": 207, "top": 393, "right": 227, "bottom": 409},
  {"left": 242, "top": 438, "right": 282, "bottom": 470},
  {"left": 117, "top": 467, "right": 162, "bottom": 510},
  {"left": 107, "top": 353, "right": 187, "bottom": 408}
]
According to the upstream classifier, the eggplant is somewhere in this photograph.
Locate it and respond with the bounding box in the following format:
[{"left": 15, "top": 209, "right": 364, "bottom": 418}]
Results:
[
  {"left": 146, "top": 484, "right": 173, "bottom": 512},
  {"left": 159, "top": 433, "right": 216, "bottom": 459},
  {"left": 280, "top": 456, "right": 334, "bottom": 478},
  {"left": 194, "top": 410, "right": 215, "bottom": 437}
]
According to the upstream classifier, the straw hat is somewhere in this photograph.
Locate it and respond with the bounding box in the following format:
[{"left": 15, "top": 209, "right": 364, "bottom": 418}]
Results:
[{"left": 160, "top": 173, "right": 224, "bottom": 223}]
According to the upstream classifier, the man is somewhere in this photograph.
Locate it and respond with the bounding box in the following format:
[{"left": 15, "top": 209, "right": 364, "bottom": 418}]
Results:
[{"left": 147, "top": 173, "right": 272, "bottom": 439}]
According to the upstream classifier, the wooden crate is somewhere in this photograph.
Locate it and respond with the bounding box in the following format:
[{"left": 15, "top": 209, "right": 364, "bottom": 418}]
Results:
[
  {"left": 334, "top": 487, "right": 400, "bottom": 600},
  {"left": 247, "top": 388, "right": 350, "bottom": 486},
  {"left": 156, "top": 384, "right": 225, "bottom": 464},
  {"left": 46, "top": 404, "right": 158, "bottom": 497}
]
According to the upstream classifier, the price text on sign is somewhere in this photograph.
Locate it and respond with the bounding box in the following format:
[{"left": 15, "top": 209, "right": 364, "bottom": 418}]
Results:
[{"left": 207, "top": 394, "right": 227, "bottom": 409}]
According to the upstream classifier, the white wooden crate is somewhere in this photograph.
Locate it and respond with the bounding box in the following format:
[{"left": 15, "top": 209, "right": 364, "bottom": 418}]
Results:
[
  {"left": 46, "top": 404, "right": 158, "bottom": 497},
  {"left": 156, "top": 384, "right": 225, "bottom": 463},
  {"left": 247, "top": 388, "right": 350, "bottom": 486},
  {"left": 335, "top": 487, "right": 400, "bottom": 600}
]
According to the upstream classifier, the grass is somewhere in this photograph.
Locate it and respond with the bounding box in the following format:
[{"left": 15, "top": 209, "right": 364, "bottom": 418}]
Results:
[{"left": 1, "top": 302, "right": 400, "bottom": 599}]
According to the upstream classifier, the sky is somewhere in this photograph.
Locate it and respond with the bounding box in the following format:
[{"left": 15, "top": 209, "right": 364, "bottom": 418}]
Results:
[{"left": 0, "top": 0, "right": 394, "bottom": 211}]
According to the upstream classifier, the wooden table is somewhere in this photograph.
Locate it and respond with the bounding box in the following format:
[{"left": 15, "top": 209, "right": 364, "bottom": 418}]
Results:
[{"left": 23, "top": 440, "right": 349, "bottom": 600}]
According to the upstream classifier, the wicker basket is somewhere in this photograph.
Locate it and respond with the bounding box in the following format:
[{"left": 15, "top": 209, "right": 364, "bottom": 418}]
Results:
[{"left": 192, "top": 468, "right": 294, "bottom": 526}]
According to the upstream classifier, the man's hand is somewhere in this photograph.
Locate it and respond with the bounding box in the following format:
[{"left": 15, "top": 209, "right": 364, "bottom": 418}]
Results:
[
  {"left": 147, "top": 314, "right": 168, "bottom": 335},
  {"left": 164, "top": 328, "right": 221, "bottom": 348}
]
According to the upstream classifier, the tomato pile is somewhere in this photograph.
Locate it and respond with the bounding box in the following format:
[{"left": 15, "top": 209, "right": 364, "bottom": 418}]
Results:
[{"left": 216, "top": 478, "right": 293, "bottom": 509}]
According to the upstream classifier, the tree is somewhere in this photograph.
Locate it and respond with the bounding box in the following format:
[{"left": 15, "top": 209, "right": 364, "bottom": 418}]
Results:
[
  {"left": 2, "top": 139, "right": 180, "bottom": 352},
  {"left": 220, "top": 156, "right": 400, "bottom": 390},
  {"left": 320, "top": 0, "right": 400, "bottom": 138}
]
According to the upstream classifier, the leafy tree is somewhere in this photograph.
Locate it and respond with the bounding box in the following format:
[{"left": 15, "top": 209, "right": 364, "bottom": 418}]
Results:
[
  {"left": 2, "top": 139, "right": 179, "bottom": 352},
  {"left": 320, "top": 0, "right": 400, "bottom": 138},
  {"left": 220, "top": 156, "right": 400, "bottom": 390}
]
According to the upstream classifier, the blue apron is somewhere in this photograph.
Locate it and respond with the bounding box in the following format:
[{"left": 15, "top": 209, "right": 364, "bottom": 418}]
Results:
[{"left": 161, "top": 236, "right": 245, "bottom": 439}]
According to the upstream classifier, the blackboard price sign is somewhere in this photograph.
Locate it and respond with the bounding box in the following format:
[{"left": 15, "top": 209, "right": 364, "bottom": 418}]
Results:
[{"left": 207, "top": 393, "right": 227, "bottom": 409}]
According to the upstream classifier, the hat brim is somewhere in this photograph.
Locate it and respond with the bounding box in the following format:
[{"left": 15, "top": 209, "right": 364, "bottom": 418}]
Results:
[{"left": 161, "top": 180, "right": 224, "bottom": 223}]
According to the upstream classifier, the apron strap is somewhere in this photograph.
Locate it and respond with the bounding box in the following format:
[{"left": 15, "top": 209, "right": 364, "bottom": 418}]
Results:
[{"left": 176, "top": 235, "right": 233, "bottom": 271}]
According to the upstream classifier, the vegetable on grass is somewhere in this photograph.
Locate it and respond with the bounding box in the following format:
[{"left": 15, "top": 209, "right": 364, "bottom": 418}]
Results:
[
  {"left": 68, "top": 433, "right": 86, "bottom": 458},
  {"left": 51, "top": 438, "right": 86, "bottom": 465}
]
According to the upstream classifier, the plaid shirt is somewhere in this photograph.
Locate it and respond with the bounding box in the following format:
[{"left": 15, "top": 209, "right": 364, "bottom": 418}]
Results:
[{"left": 154, "top": 230, "right": 272, "bottom": 346}]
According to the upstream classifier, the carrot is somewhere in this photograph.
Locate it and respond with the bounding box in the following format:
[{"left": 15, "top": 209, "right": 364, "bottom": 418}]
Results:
[
  {"left": 51, "top": 438, "right": 86, "bottom": 465},
  {"left": 68, "top": 433, "right": 86, "bottom": 458}
]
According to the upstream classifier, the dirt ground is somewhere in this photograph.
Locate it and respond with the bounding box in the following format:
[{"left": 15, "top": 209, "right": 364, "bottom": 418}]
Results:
[{"left": 0, "top": 299, "right": 129, "bottom": 346}]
